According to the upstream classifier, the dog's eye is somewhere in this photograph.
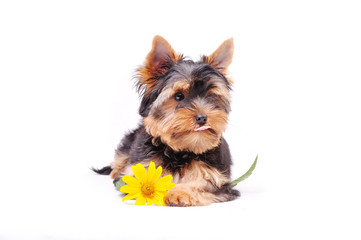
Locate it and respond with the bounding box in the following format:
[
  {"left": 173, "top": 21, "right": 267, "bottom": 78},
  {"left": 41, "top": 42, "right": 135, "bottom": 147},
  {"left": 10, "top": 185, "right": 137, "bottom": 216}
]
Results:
[{"left": 174, "top": 92, "right": 185, "bottom": 102}]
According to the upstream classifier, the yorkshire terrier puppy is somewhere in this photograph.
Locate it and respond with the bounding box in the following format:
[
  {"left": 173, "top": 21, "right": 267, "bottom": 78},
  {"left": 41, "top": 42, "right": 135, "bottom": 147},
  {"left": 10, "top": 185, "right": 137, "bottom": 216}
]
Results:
[{"left": 93, "top": 35, "right": 240, "bottom": 206}]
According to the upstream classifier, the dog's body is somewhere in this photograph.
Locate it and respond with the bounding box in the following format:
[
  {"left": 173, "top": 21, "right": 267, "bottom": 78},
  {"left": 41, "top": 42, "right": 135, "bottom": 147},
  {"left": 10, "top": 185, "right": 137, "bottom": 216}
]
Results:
[{"left": 94, "top": 36, "right": 239, "bottom": 206}]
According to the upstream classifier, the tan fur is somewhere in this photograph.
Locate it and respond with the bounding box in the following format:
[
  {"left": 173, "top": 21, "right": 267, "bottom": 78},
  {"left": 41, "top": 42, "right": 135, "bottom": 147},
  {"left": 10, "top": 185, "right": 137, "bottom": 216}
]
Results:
[
  {"left": 110, "top": 151, "right": 129, "bottom": 179},
  {"left": 143, "top": 80, "right": 228, "bottom": 154},
  {"left": 164, "top": 161, "right": 230, "bottom": 206},
  {"left": 136, "top": 36, "right": 183, "bottom": 93},
  {"left": 151, "top": 81, "right": 190, "bottom": 110},
  {"left": 107, "top": 36, "right": 237, "bottom": 206},
  {"left": 109, "top": 153, "right": 231, "bottom": 206},
  {"left": 172, "top": 81, "right": 191, "bottom": 93},
  {"left": 207, "top": 81, "right": 231, "bottom": 102},
  {"left": 203, "top": 38, "right": 234, "bottom": 82},
  {"left": 144, "top": 97, "right": 228, "bottom": 154}
]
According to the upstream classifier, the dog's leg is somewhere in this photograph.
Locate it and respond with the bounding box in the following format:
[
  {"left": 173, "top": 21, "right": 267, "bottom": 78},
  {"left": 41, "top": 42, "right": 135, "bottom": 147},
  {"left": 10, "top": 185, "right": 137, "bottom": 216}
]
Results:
[
  {"left": 164, "top": 161, "right": 239, "bottom": 206},
  {"left": 110, "top": 150, "right": 129, "bottom": 179},
  {"left": 164, "top": 184, "right": 214, "bottom": 206},
  {"left": 164, "top": 182, "right": 239, "bottom": 206}
]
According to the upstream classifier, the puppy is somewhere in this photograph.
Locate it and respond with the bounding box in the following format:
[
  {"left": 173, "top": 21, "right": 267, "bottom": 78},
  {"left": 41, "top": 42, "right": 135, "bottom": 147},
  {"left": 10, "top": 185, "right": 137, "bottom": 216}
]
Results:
[{"left": 94, "top": 36, "right": 239, "bottom": 206}]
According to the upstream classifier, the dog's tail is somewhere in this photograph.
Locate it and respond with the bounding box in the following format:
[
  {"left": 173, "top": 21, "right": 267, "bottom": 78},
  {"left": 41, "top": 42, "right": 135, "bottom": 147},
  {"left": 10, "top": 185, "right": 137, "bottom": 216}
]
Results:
[{"left": 91, "top": 166, "right": 112, "bottom": 175}]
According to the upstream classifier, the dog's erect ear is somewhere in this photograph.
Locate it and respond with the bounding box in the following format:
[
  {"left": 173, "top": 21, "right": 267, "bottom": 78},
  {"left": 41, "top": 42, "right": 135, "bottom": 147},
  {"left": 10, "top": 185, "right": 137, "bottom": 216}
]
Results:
[
  {"left": 145, "top": 35, "right": 177, "bottom": 72},
  {"left": 136, "top": 36, "right": 180, "bottom": 94},
  {"left": 137, "top": 36, "right": 180, "bottom": 116},
  {"left": 205, "top": 38, "right": 234, "bottom": 73}
]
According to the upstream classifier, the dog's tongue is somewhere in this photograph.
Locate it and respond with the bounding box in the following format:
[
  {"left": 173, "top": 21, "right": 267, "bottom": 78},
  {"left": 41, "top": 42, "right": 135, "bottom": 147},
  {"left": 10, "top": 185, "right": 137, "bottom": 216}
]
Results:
[{"left": 194, "top": 126, "right": 211, "bottom": 132}]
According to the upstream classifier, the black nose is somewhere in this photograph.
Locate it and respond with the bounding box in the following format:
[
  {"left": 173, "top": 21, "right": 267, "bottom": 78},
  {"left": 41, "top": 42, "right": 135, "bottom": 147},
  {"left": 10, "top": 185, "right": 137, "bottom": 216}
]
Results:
[{"left": 195, "top": 114, "right": 207, "bottom": 126}]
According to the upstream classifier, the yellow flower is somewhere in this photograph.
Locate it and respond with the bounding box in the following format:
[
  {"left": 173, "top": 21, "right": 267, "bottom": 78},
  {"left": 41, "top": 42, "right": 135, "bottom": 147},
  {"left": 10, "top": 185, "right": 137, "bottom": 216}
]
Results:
[{"left": 119, "top": 162, "right": 175, "bottom": 206}]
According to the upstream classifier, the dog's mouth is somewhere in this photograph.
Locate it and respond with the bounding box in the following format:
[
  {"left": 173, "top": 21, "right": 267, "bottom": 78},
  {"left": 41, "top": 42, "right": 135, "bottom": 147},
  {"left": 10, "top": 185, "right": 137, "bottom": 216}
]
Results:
[{"left": 194, "top": 125, "right": 211, "bottom": 132}]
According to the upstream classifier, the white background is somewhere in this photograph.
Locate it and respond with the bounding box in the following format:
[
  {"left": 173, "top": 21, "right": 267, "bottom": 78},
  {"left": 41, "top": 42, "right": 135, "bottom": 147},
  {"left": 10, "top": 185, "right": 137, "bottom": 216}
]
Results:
[{"left": 1, "top": 0, "right": 360, "bottom": 239}]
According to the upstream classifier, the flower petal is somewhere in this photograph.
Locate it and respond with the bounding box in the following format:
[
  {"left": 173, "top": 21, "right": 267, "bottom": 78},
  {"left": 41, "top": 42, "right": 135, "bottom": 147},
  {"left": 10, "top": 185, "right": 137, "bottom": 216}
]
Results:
[
  {"left": 135, "top": 195, "right": 147, "bottom": 205},
  {"left": 132, "top": 164, "right": 147, "bottom": 184},
  {"left": 155, "top": 183, "right": 175, "bottom": 192},
  {"left": 119, "top": 185, "right": 140, "bottom": 194},
  {"left": 122, "top": 192, "right": 140, "bottom": 202},
  {"left": 145, "top": 197, "right": 158, "bottom": 206},
  {"left": 146, "top": 197, "right": 156, "bottom": 206},
  {"left": 165, "top": 182, "right": 176, "bottom": 191},
  {"left": 122, "top": 176, "right": 141, "bottom": 187},
  {"left": 154, "top": 191, "right": 167, "bottom": 206},
  {"left": 149, "top": 166, "right": 163, "bottom": 184},
  {"left": 154, "top": 175, "right": 175, "bottom": 191},
  {"left": 147, "top": 161, "right": 156, "bottom": 180},
  {"left": 157, "top": 174, "right": 173, "bottom": 184}
]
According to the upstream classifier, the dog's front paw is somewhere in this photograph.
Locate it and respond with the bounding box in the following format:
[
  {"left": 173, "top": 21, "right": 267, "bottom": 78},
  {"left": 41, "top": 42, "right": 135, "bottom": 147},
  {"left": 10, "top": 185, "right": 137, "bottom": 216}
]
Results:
[{"left": 165, "top": 188, "right": 197, "bottom": 207}]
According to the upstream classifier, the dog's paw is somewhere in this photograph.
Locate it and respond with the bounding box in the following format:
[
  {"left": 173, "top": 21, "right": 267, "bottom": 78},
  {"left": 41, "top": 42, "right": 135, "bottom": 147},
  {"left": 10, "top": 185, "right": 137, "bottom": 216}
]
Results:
[{"left": 164, "top": 188, "right": 197, "bottom": 207}]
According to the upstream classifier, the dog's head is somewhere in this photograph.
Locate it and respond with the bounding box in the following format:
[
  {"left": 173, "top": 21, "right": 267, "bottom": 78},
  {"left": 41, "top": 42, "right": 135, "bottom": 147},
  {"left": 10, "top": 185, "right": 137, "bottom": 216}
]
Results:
[{"left": 136, "top": 36, "right": 234, "bottom": 154}]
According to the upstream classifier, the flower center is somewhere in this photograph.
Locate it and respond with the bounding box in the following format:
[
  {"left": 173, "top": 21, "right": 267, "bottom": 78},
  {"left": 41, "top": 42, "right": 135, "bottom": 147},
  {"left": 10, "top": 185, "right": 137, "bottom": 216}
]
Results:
[{"left": 141, "top": 184, "right": 155, "bottom": 196}]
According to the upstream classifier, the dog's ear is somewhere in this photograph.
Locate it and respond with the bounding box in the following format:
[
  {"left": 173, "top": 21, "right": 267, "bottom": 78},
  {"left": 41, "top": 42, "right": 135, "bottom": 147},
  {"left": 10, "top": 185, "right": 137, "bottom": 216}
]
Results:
[
  {"left": 204, "top": 38, "right": 234, "bottom": 74},
  {"left": 146, "top": 35, "right": 177, "bottom": 73},
  {"left": 136, "top": 36, "right": 180, "bottom": 93}
]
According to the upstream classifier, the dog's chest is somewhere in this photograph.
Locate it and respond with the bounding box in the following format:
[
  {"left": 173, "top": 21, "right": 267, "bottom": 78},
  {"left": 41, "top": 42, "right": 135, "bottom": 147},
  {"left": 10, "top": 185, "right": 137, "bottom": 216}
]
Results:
[{"left": 160, "top": 149, "right": 200, "bottom": 173}]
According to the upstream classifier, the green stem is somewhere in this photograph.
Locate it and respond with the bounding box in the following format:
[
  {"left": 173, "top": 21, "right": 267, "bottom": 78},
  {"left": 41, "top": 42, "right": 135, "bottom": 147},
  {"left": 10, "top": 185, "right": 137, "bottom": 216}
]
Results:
[{"left": 230, "top": 155, "right": 258, "bottom": 188}]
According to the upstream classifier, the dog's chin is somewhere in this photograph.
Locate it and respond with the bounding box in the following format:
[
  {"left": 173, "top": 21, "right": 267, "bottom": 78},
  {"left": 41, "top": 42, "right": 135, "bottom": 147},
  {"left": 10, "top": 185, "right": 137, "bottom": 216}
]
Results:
[
  {"left": 162, "top": 128, "right": 221, "bottom": 154},
  {"left": 144, "top": 116, "right": 227, "bottom": 154}
]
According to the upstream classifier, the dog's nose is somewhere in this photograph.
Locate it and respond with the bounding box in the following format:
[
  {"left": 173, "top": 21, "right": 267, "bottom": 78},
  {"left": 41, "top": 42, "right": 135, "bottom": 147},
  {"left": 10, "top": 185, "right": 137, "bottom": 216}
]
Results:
[{"left": 195, "top": 114, "right": 207, "bottom": 126}]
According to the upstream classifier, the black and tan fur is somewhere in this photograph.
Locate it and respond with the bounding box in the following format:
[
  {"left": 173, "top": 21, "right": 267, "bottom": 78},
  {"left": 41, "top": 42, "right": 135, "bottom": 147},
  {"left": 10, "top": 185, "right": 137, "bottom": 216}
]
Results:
[{"left": 93, "top": 36, "right": 239, "bottom": 206}]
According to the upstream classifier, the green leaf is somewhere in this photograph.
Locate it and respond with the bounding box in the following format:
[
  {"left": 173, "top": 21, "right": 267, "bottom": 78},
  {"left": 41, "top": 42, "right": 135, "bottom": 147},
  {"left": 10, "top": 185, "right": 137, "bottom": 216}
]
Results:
[
  {"left": 115, "top": 178, "right": 126, "bottom": 191},
  {"left": 230, "top": 155, "right": 258, "bottom": 188}
]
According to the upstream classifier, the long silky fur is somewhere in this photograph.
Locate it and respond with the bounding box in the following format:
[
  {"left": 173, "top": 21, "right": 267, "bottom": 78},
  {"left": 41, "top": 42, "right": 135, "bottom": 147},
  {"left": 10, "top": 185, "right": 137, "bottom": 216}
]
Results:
[{"left": 93, "top": 36, "right": 239, "bottom": 206}]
